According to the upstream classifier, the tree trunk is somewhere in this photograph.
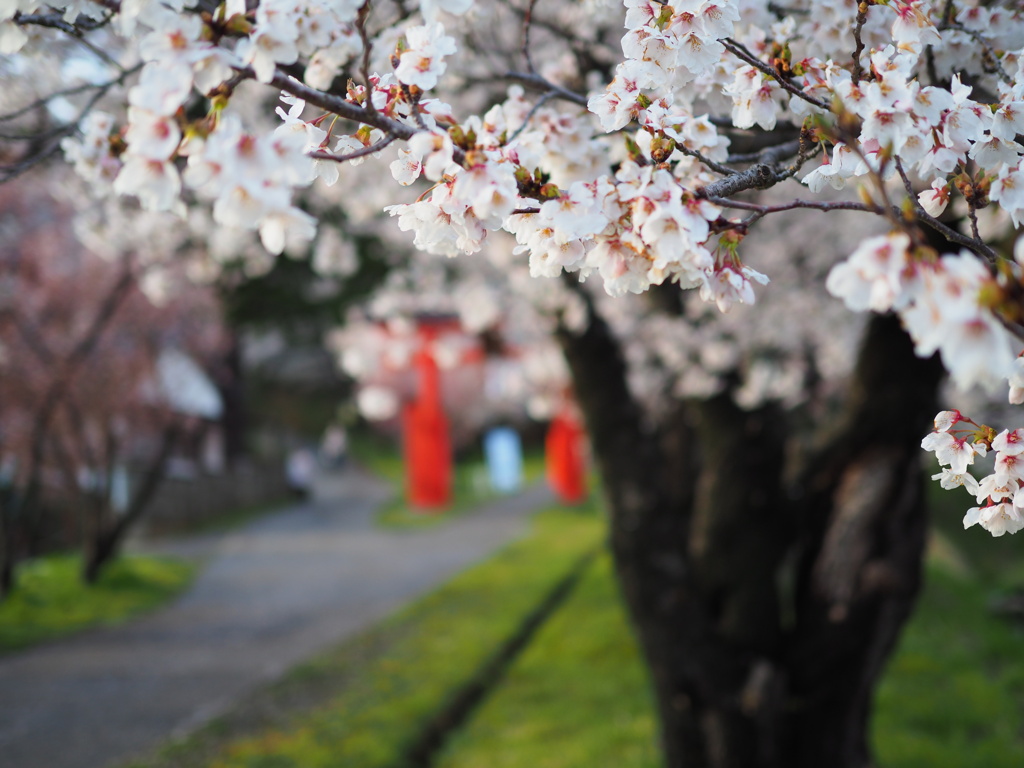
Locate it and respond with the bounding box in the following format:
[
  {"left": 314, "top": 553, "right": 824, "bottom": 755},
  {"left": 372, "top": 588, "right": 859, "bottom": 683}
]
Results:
[
  {"left": 82, "top": 423, "right": 181, "bottom": 584},
  {"left": 0, "top": 497, "right": 14, "bottom": 599},
  {"left": 558, "top": 303, "right": 943, "bottom": 768}
]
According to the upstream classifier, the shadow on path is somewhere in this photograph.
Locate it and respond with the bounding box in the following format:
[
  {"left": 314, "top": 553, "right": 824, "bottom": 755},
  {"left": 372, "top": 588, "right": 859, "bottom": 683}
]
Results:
[{"left": 0, "top": 467, "right": 552, "bottom": 768}]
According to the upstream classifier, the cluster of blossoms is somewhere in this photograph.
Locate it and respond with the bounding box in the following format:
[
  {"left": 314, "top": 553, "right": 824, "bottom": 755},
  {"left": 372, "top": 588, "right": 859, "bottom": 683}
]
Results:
[
  {"left": 10, "top": 0, "right": 1024, "bottom": 534},
  {"left": 826, "top": 232, "right": 1021, "bottom": 392},
  {"left": 923, "top": 410, "right": 1024, "bottom": 537}
]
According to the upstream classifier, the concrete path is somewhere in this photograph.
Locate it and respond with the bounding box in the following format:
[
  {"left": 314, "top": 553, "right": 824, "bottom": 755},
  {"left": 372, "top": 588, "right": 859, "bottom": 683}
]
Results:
[{"left": 0, "top": 468, "right": 552, "bottom": 768}]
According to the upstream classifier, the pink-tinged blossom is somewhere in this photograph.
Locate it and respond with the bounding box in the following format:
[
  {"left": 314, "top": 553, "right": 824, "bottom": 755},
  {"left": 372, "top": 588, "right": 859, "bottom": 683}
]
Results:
[
  {"left": 991, "top": 165, "right": 1024, "bottom": 226},
  {"left": 889, "top": 1, "right": 941, "bottom": 54},
  {"left": 588, "top": 60, "right": 646, "bottom": 132},
  {"left": 61, "top": 111, "right": 120, "bottom": 188},
  {"left": 451, "top": 159, "right": 518, "bottom": 230},
  {"left": 802, "top": 143, "right": 869, "bottom": 192},
  {"left": 992, "top": 101, "right": 1024, "bottom": 141},
  {"left": 407, "top": 130, "right": 455, "bottom": 181},
  {"left": 124, "top": 107, "right": 181, "bottom": 161},
  {"left": 963, "top": 503, "right": 1024, "bottom": 537},
  {"left": 239, "top": 30, "right": 299, "bottom": 84},
  {"left": 918, "top": 180, "right": 951, "bottom": 217},
  {"left": 390, "top": 148, "right": 423, "bottom": 186},
  {"left": 975, "top": 473, "right": 1017, "bottom": 504},
  {"left": 395, "top": 23, "right": 456, "bottom": 91},
  {"left": 587, "top": 236, "right": 651, "bottom": 297},
  {"left": 420, "top": 0, "right": 474, "bottom": 23},
  {"left": 968, "top": 136, "right": 1022, "bottom": 171},
  {"left": 993, "top": 429, "right": 1024, "bottom": 456},
  {"left": 698, "top": 264, "right": 769, "bottom": 313},
  {"left": 113, "top": 156, "right": 182, "bottom": 212},
  {"left": 933, "top": 410, "right": 962, "bottom": 432},
  {"left": 825, "top": 232, "right": 912, "bottom": 313},
  {"left": 921, "top": 431, "right": 982, "bottom": 475},
  {"left": 726, "top": 66, "right": 779, "bottom": 131},
  {"left": 942, "top": 76, "right": 992, "bottom": 153},
  {"left": 128, "top": 63, "right": 193, "bottom": 116},
  {"left": 258, "top": 205, "right": 317, "bottom": 255},
  {"left": 1009, "top": 357, "right": 1024, "bottom": 405},
  {"left": 931, "top": 468, "right": 979, "bottom": 496}
]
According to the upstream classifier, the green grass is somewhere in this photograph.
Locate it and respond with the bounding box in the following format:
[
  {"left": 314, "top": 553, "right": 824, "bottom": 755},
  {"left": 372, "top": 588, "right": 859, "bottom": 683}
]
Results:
[
  {"left": 870, "top": 479, "right": 1024, "bottom": 767},
  {"left": 872, "top": 562, "right": 1024, "bottom": 767},
  {"left": 434, "top": 493, "right": 1024, "bottom": 767},
  {"left": 436, "top": 552, "right": 660, "bottom": 768},
  {"left": 127, "top": 504, "right": 605, "bottom": 768},
  {"left": 0, "top": 554, "right": 196, "bottom": 653},
  {"left": 128, "top": 468, "right": 1024, "bottom": 768}
]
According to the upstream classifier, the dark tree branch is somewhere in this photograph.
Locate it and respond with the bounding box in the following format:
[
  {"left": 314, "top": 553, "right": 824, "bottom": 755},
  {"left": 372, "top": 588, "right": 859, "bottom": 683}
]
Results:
[
  {"left": 696, "top": 140, "right": 802, "bottom": 198},
  {"left": 723, "top": 39, "right": 830, "bottom": 111},
  {"left": 504, "top": 71, "right": 589, "bottom": 108}
]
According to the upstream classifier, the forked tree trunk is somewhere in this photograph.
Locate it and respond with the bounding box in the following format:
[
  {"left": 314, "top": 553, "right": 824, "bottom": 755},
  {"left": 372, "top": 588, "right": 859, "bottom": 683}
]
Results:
[{"left": 558, "top": 306, "right": 942, "bottom": 768}]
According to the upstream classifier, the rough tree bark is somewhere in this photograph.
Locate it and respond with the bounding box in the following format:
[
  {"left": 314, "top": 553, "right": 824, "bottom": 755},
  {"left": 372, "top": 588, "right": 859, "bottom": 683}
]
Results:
[{"left": 558, "top": 301, "right": 943, "bottom": 768}]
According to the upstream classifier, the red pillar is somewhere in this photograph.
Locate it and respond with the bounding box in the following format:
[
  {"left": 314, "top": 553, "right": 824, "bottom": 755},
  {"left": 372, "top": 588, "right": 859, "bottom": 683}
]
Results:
[
  {"left": 404, "top": 345, "right": 452, "bottom": 510},
  {"left": 546, "top": 411, "right": 586, "bottom": 504}
]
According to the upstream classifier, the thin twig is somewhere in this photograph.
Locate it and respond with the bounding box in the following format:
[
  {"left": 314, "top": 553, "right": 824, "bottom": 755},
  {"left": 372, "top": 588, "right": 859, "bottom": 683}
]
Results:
[
  {"left": 263, "top": 68, "right": 468, "bottom": 165},
  {"left": 674, "top": 144, "right": 738, "bottom": 176},
  {"left": 0, "top": 65, "right": 139, "bottom": 183},
  {"left": 851, "top": 1, "right": 869, "bottom": 84},
  {"left": 504, "top": 71, "right": 589, "bottom": 108},
  {"left": 938, "top": 21, "right": 1012, "bottom": 85},
  {"left": 722, "top": 38, "right": 830, "bottom": 111},
  {"left": 506, "top": 91, "right": 555, "bottom": 144},
  {"left": 311, "top": 135, "right": 396, "bottom": 163},
  {"left": 521, "top": 0, "right": 539, "bottom": 75},
  {"left": 894, "top": 158, "right": 998, "bottom": 262},
  {"left": 356, "top": 2, "right": 377, "bottom": 115},
  {"left": 707, "top": 196, "right": 879, "bottom": 220}
]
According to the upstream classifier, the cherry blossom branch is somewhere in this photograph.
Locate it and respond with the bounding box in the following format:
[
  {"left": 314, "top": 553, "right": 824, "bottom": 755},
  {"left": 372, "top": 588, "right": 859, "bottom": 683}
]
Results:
[
  {"left": 504, "top": 72, "right": 589, "bottom": 108},
  {"left": 507, "top": 91, "right": 557, "bottom": 144},
  {"left": 938, "top": 21, "right": 1012, "bottom": 85},
  {"left": 0, "top": 65, "right": 140, "bottom": 183},
  {"left": 851, "top": 1, "right": 869, "bottom": 84},
  {"left": 521, "top": 0, "right": 539, "bottom": 75},
  {"left": 674, "top": 145, "right": 738, "bottom": 177},
  {"left": 13, "top": 10, "right": 112, "bottom": 33},
  {"left": 894, "top": 158, "right": 999, "bottom": 262},
  {"left": 262, "top": 69, "right": 472, "bottom": 166},
  {"left": 14, "top": 10, "right": 120, "bottom": 68},
  {"left": 355, "top": 2, "right": 377, "bottom": 115},
  {"left": 706, "top": 196, "right": 879, "bottom": 221},
  {"left": 0, "top": 64, "right": 142, "bottom": 129},
  {"left": 722, "top": 38, "right": 830, "bottom": 111},
  {"left": 311, "top": 135, "right": 396, "bottom": 163},
  {"left": 695, "top": 140, "right": 801, "bottom": 199},
  {"left": 264, "top": 69, "right": 414, "bottom": 139}
]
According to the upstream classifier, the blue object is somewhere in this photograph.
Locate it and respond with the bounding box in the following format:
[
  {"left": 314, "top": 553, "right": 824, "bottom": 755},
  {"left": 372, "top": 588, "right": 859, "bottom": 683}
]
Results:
[{"left": 484, "top": 427, "right": 523, "bottom": 494}]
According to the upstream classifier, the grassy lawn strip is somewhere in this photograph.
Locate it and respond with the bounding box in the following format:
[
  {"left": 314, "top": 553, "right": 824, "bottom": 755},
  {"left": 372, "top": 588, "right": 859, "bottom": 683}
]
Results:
[
  {"left": 436, "top": 552, "right": 661, "bottom": 768},
  {"left": 435, "top": 540, "right": 1024, "bottom": 768},
  {"left": 871, "top": 475, "right": 1024, "bottom": 766},
  {"left": 0, "top": 554, "right": 196, "bottom": 653},
  {"left": 872, "top": 562, "right": 1024, "bottom": 768},
  {"left": 125, "top": 505, "right": 604, "bottom": 768}
]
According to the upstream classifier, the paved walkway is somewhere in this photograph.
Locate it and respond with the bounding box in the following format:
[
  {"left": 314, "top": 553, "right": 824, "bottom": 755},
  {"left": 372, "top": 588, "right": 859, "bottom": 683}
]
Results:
[{"left": 0, "top": 468, "right": 552, "bottom": 768}]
